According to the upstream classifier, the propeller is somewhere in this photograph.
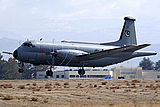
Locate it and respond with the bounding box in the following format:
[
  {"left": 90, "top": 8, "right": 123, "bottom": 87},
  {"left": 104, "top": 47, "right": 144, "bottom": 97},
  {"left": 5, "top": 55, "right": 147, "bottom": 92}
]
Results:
[
  {"left": 2, "top": 51, "right": 13, "bottom": 55},
  {"left": 2, "top": 51, "right": 16, "bottom": 62}
]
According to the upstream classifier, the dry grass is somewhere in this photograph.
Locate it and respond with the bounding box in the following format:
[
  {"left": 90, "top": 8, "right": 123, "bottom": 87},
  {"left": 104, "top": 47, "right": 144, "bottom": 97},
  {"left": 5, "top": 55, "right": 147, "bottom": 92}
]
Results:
[
  {"left": 89, "top": 84, "right": 93, "bottom": 88},
  {"left": 3, "top": 84, "right": 13, "bottom": 88},
  {"left": 45, "top": 83, "right": 52, "bottom": 89},
  {"left": 26, "top": 83, "right": 30, "bottom": 86},
  {"left": 132, "top": 79, "right": 140, "bottom": 83},
  {"left": 55, "top": 82, "right": 61, "bottom": 86},
  {"left": 87, "top": 96, "right": 91, "bottom": 99},
  {"left": 64, "top": 82, "right": 69, "bottom": 85},
  {"left": 48, "top": 89, "right": 52, "bottom": 91},
  {"left": 93, "top": 84, "right": 97, "bottom": 88},
  {"left": 31, "top": 97, "right": 38, "bottom": 102},
  {"left": 0, "top": 93, "right": 4, "bottom": 97},
  {"left": 64, "top": 85, "right": 70, "bottom": 88},
  {"left": 110, "top": 86, "right": 116, "bottom": 89},
  {"left": 32, "top": 83, "right": 37, "bottom": 86},
  {"left": 0, "top": 79, "right": 159, "bottom": 107},
  {"left": 33, "top": 88, "right": 41, "bottom": 91},
  {"left": 76, "top": 83, "right": 82, "bottom": 88},
  {"left": 3, "top": 95, "right": 13, "bottom": 100},
  {"left": 28, "top": 86, "right": 36, "bottom": 90},
  {"left": 124, "top": 89, "right": 131, "bottom": 92},
  {"left": 43, "top": 99, "right": 48, "bottom": 103},
  {"left": 101, "top": 81, "right": 107, "bottom": 85},
  {"left": 17, "top": 85, "right": 25, "bottom": 89}
]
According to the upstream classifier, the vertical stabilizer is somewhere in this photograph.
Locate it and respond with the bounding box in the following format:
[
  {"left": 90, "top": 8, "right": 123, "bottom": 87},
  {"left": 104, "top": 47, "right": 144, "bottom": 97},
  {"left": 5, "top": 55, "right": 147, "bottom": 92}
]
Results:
[
  {"left": 101, "top": 16, "right": 137, "bottom": 46},
  {"left": 118, "top": 16, "right": 137, "bottom": 46}
]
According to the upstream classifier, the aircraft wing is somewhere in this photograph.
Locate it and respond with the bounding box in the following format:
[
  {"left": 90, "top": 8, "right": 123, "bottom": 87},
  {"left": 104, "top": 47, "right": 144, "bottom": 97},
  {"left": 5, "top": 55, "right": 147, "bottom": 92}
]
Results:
[{"left": 76, "top": 44, "right": 150, "bottom": 61}]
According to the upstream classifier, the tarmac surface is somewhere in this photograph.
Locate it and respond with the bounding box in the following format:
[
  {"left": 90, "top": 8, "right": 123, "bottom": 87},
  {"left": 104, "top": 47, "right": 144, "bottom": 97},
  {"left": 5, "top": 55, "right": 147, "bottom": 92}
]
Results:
[{"left": 0, "top": 79, "right": 160, "bottom": 107}]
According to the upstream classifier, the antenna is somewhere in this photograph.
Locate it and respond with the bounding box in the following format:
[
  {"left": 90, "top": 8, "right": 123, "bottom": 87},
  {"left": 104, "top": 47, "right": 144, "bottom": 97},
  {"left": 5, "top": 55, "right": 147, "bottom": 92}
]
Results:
[
  {"left": 52, "top": 39, "right": 54, "bottom": 51},
  {"left": 40, "top": 38, "right": 43, "bottom": 41},
  {"left": 19, "top": 40, "right": 21, "bottom": 45},
  {"left": 52, "top": 39, "right": 55, "bottom": 44}
]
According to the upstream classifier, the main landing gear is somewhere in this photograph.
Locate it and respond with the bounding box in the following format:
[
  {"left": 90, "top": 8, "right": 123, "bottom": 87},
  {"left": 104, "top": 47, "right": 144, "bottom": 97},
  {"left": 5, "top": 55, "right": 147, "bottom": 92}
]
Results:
[
  {"left": 78, "top": 68, "right": 85, "bottom": 75},
  {"left": 46, "top": 66, "right": 53, "bottom": 77}
]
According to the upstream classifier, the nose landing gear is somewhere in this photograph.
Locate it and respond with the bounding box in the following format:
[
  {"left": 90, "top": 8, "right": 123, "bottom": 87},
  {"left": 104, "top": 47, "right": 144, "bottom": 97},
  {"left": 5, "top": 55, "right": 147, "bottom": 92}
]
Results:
[
  {"left": 18, "top": 62, "right": 24, "bottom": 73},
  {"left": 18, "top": 68, "right": 24, "bottom": 73}
]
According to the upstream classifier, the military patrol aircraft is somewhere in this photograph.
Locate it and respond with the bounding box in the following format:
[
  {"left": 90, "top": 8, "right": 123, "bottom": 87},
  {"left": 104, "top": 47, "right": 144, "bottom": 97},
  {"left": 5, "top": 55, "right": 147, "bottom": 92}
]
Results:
[{"left": 3, "top": 16, "right": 157, "bottom": 76}]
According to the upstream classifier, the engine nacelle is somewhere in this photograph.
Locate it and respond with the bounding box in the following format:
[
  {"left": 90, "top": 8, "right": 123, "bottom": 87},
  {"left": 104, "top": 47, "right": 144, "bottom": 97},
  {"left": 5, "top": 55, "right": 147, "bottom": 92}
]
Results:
[
  {"left": 55, "top": 49, "right": 88, "bottom": 64},
  {"left": 56, "top": 49, "right": 87, "bottom": 57}
]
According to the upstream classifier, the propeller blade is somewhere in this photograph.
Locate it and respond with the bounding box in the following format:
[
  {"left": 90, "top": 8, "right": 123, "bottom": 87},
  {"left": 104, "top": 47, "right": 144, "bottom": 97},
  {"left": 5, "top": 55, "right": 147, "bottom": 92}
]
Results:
[{"left": 2, "top": 51, "right": 13, "bottom": 55}]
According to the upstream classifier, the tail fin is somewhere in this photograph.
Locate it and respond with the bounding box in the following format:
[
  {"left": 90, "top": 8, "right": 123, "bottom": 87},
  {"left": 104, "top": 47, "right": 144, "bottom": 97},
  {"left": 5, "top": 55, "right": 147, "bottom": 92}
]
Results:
[
  {"left": 101, "top": 16, "right": 137, "bottom": 46},
  {"left": 118, "top": 16, "right": 137, "bottom": 46}
]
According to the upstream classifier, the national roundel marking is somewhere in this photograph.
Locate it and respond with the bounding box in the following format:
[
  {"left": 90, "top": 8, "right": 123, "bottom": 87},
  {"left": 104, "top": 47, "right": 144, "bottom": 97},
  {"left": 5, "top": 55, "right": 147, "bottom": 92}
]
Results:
[{"left": 125, "top": 30, "right": 130, "bottom": 37}]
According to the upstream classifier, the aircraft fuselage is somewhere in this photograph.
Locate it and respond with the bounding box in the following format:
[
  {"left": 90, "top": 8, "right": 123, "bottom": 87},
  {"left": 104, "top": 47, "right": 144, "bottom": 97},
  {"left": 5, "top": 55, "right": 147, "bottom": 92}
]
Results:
[{"left": 14, "top": 41, "right": 135, "bottom": 67}]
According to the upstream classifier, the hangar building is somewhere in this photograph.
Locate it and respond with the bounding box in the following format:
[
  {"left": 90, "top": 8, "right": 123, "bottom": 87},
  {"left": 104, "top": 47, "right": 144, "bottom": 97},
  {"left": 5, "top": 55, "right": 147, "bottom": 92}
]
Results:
[{"left": 113, "top": 67, "right": 142, "bottom": 79}]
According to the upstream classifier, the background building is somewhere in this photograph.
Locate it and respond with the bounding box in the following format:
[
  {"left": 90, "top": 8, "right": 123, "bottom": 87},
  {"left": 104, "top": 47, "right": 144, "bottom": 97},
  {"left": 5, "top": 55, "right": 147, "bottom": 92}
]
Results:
[
  {"left": 113, "top": 67, "right": 142, "bottom": 79},
  {"left": 142, "top": 70, "right": 160, "bottom": 79},
  {"left": 36, "top": 69, "right": 113, "bottom": 79},
  {"left": 36, "top": 67, "right": 160, "bottom": 79}
]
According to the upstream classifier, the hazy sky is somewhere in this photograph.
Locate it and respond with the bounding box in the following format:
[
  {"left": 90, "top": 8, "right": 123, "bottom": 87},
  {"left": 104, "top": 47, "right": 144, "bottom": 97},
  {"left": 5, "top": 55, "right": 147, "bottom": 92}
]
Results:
[{"left": 0, "top": 0, "right": 160, "bottom": 43}]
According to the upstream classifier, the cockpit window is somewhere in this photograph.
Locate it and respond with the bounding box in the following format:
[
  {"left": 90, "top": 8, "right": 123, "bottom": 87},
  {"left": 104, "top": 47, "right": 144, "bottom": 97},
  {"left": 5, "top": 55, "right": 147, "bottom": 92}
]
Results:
[{"left": 23, "top": 42, "right": 35, "bottom": 47}]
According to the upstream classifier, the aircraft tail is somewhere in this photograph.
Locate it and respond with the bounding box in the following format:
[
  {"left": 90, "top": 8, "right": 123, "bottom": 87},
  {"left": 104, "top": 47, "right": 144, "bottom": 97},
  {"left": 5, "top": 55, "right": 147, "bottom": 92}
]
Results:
[{"left": 101, "top": 16, "right": 137, "bottom": 46}]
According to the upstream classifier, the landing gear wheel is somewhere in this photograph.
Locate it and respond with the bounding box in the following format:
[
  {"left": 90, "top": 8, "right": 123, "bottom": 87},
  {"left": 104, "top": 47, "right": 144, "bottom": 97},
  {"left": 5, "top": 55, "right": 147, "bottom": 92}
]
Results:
[
  {"left": 78, "top": 69, "right": 85, "bottom": 75},
  {"left": 78, "top": 69, "right": 81, "bottom": 75},
  {"left": 46, "top": 70, "right": 53, "bottom": 77},
  {"left": 81, "top": 69, "right": 85, "bottom": 75}
]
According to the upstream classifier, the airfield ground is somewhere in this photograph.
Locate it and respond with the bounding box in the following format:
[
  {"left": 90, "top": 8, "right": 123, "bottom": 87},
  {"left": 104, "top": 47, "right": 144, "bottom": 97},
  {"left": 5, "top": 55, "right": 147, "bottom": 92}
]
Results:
[{"left": 0, "top": 79, "right": 159, "bottom": 107}]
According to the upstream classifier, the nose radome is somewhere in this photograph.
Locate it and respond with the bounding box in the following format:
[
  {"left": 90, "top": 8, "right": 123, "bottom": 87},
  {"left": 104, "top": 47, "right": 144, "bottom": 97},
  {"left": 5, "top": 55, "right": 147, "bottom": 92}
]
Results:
[{"left": 13, "top": 50, "right": 18, "bottom": 59}]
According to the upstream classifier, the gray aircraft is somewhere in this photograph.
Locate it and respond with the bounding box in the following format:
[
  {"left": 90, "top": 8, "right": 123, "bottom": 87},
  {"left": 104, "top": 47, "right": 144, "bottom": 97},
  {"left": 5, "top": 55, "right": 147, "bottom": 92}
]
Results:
[{"left": 3, "top": 16, "right": 157, "bottom": 76}]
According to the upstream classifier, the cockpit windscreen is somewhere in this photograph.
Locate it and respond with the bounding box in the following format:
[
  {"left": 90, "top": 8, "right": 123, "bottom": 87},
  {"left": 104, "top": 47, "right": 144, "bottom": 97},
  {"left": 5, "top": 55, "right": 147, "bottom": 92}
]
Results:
[{"left": 22, "top": 41, "right": 35, "bottom": 47}]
